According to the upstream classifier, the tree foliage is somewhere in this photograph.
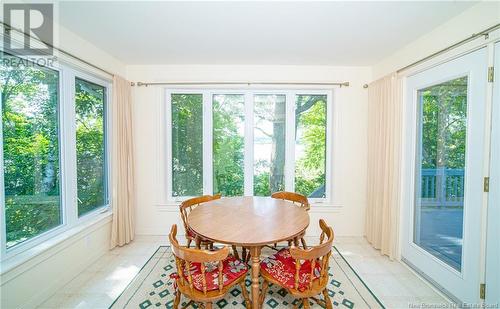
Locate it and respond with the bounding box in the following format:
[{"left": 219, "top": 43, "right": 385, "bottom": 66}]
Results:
[
  {"left": 1, "top": 55, "right": 106, "bottom": 247},
  {"left": 172, "top": 94, "right": 203, "bottom": 196},
  {"left": 294, "top": 96, "right": 326, "bottom": 197},
  {"left": 213, "top": 95, "right": 244, "bottom": 196},
  {"left": 75, "top": 78, "right": 106, "bottom": 216},
  {"left": 1, "top": 56, "right": 61, "bottom": 247},
  {"left": 421, "top": 77, "right": 467, "bottom": 169}
]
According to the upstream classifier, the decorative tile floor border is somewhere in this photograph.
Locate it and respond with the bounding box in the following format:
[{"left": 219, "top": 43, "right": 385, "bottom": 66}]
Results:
[{"left": 110, "top": 246, "right": 385, "bottom": 308}]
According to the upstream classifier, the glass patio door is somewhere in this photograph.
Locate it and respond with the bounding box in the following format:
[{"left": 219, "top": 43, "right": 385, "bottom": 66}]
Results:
[{"left": 402, "top": 48, "right": 488, "bottom": 303}]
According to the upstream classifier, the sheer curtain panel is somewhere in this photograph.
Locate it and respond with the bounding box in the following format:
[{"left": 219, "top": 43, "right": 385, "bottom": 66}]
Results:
[
  {"left": 365, "top": 73, "right": 403, "bottom": 259},
  {"left": 110, "top": 75, "right": 136, "bottom": 248}
]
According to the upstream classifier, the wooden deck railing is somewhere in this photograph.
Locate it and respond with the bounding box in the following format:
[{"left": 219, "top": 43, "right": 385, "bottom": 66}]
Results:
[{"left": 420, "top": 168, "right": 464, "bottom": 208}]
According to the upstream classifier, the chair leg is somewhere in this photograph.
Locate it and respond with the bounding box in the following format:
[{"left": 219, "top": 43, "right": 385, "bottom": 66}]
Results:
[
  {"left": 245, "top": 249, "right": 251, "bottom": 263},
  {"left": 242, "top": 247, "right": 247, "bottom": 261},
  {"left": 232, "top": 245, "right": 240, "bottom": 260},
  {"left": 323, "top": 289, "right": 333, "bottom": 309},
  {"left": 302, "top": 298, "right": 311, "bottom": 309},
  {"left": 205, "top": 302, "right": 212, "bottom": 309},
  {"left": 293, "top": 237, "right": 300, "bottom": 247},
  {"left": 186, "top": 238, "right": 192, "bottom": 248},
  {"left": 173, "top": 291, "right": 181, "bottom": 308},
  {"left": 300, "top": 237, "right": 307, "bottom": 249},
  {"left": 240, "top": 282, "right": 251, "bottom": 309},
  {"left": 195, "top": 237, "right": 201, "bottom": 249},
  {"left": 259, "top": 280, "right": 269, "bottom": 306}
]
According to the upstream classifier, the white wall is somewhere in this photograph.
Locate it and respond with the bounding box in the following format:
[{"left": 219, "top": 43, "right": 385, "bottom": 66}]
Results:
[
  {"left": 127, "top": 65, "right": 371, "bottom": 238},
  {"left": 372, "top": 1, "right": 500, "bottom": 80},
  {"left": 0, "top": 19, "right": 126, "bottom": 309},
  {"left": 57, "top": 25, "right": 126, "bottom": 77},
  {"left": 368, "top": 0, "right": 500, "bottom": 293},
  {"left": 1, "top": 215, "right": 112, "bottom": 309}
]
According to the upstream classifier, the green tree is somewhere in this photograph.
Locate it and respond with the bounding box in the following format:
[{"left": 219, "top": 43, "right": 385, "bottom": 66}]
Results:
[
  {"left": 213, "top": 95, "right": 245, "bottom": 196},
  {"left": 75, "top": 78, "right": 106, "bottom": 216},
  {"left": 1, "top": 54, "right": 61, "bottom": 246},
  {"left": 171, "top": 94, "right": 203, "bottom": 196},
  {"left": 295, "top": 97, "right": 326, "bottom": 197}
]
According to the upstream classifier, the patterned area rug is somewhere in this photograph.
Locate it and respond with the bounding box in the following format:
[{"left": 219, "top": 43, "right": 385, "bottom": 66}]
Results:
[{"left": 110, "top": 246, "right": 384, "bottom": 309}]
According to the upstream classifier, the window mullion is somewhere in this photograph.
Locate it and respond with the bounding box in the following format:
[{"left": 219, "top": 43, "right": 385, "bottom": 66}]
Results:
[
  {"left": 244, "top": 92, "right": 254, "bottom": 196},
  {"left": 61, "top": 68, "right": 78, "bottom": 226},
  {"left": 285, "top": 92, "right": 295, "bottom": 192},
  {"left": 203, "top": 92, "right": 213, "bottom": 195}
]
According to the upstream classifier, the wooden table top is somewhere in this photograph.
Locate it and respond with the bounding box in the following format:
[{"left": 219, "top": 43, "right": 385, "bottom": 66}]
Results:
[{"left": 187, "top": 196, "right": 310, "bottom": 246}]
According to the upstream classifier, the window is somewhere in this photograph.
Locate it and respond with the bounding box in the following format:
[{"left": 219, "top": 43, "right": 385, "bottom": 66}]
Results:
[
  {"left": 75, "top": 78, "right": 108, "bottom": 216},
  {"left": 213, "top": 94, "right": 245, "bottom": 196},
  {"left": 1, "top": 53, "right": 110, "bottom": 255},
  {"left": 167, "top": 90, "right": 332, "bottom": 201},
  {"left": 171, "top": 94, "right": 203, "bottom": 197},
  {"left": 1, "top": 58, "right": 61, "bottom": 249},
  {"left": 254, "top": 94, "right": 286, "bottom": 196},
  {"left": 295, "top": 95, "right": 327, "bottom": 198}
]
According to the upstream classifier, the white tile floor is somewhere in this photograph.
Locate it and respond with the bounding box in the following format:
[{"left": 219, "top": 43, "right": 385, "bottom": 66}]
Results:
[{"left": 37, "top": 236, "right": 451, "bottom": 309}]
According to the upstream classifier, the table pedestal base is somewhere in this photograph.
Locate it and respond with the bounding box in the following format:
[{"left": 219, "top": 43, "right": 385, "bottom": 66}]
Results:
[{"left": 249, "top": 246, "right": 262, "bottom": 309}]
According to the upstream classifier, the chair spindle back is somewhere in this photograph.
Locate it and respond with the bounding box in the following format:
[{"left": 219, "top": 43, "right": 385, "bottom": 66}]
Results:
[
  {"left": 271, "top": 191, "right": 310, "bottom": 211},
  {"left": 289, "top": 219, "right": 334, "bottom": 291},
  {"left": 169, "top": 224, "right": 229, "bottom": 295},
  {"left": 179, "top": 194, "right": 221, "bottom": 236}
]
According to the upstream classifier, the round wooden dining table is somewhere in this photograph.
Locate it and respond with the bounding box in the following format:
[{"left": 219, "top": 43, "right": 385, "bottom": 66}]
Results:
[{"left": 187, "top": 196, "right": 310, "bottom": 309}]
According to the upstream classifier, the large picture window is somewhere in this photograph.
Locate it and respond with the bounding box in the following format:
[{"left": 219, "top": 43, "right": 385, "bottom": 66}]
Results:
[
  {"left": 167, "top": 90, "right": 331, "bottom": 201},
  {"left": 1, "top": 58, "right": 61, "bottom": 249},
  {"left": 1, "top": 53, "right": 110, "bottom": 255},
  {"left": 254, "top": 94, "right": 286, "bottom": 196},
  {"left": 213, "top": 94, "right": 245, "bottom": 196},
  {"left": 295, "top": 95, "right": 327, "bottom": 197},
  {"left": 171, "top": 94, "right": 203, "bottom": 197},
  {"left": 75, "top": 78, "right": 108, "bottom": 216}
]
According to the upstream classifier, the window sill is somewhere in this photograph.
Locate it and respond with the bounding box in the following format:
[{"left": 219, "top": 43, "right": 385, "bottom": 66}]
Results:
[{"left": 1, "top": 210, "right": 112, "bottom": 277}]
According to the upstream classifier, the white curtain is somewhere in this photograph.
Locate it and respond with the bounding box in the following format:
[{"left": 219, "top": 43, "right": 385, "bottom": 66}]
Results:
[
  {"left": 110, "top": 75, "right": 136, "bottom": 248},
  {"left": 365, "top": 73, "right": 403, "bottom": 260}
]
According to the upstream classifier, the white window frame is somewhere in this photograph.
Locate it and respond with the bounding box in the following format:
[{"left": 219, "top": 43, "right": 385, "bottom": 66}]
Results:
[
  {"left": 0, "top": 54, "right": 112, "bottom": 261},
  {"left": 165, "top": 88, "right": 333, "bottom": 204}
]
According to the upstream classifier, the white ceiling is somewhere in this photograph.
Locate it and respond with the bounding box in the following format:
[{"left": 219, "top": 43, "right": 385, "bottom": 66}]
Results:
[{"left": 58, "top": 1, "right": 476, "bottom": 66}]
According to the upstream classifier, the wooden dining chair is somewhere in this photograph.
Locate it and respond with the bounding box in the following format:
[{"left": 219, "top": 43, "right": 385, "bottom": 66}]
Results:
[
  {"left": 169, "top": 225, "right": 251, "bottom": 309},
  {"left": 271, "top": 191, "right": 310, "bottom": 249},
  {"left": 259, "top": 219, "right": 334, "bottom": 309},
  {"left": 179, "top": 194, "right": 241, "bottom": 259},
  {"left": 179, "top": 194, "right": 221, "bottom": 249}
]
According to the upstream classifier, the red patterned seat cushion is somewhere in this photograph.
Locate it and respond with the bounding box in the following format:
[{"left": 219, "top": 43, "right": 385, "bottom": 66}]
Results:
[
  {"left": 181, "top": 255, "right": 248, "bottom": 291},
  {"left": 260, "top": 248, "right": 322, "bottom": 292}
]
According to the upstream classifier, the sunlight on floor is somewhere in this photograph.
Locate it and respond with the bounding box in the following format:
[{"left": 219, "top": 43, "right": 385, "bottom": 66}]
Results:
[{"left": 37, "top": 236, "right": 450, "bottom": 309}]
